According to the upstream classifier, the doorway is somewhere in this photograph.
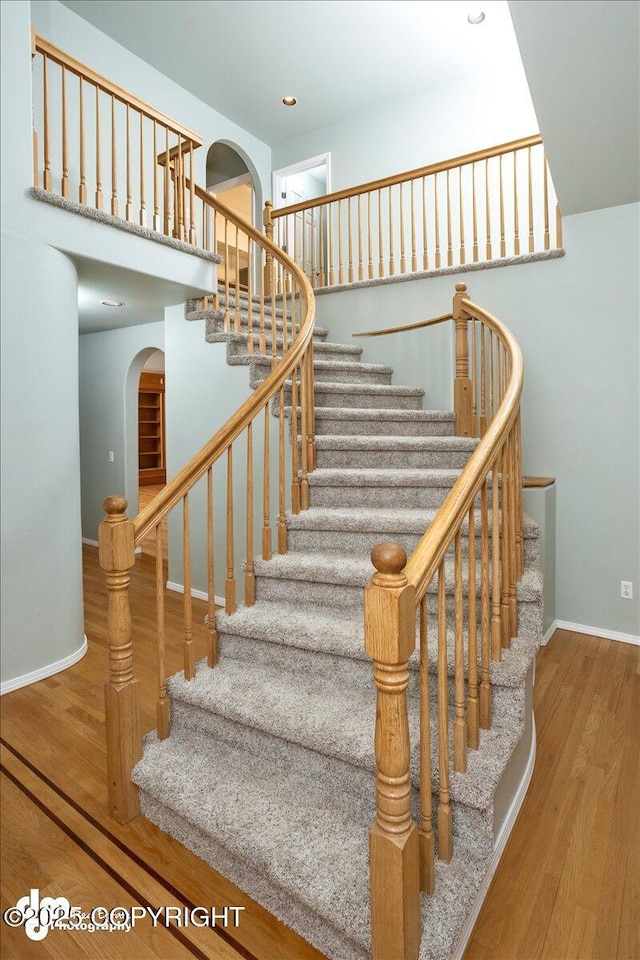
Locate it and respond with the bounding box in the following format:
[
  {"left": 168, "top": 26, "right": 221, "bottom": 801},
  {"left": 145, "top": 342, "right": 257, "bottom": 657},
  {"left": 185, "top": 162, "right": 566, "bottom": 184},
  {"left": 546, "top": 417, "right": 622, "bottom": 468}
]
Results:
[
  {"left": 272, "top": 154, "right": 330, "bottom": 282},
  {"left": 207, "top": 141, "right": 260, "bottom": 290},
  {"left": 137, "top": 350, "right": 167, "bottom": 558}
]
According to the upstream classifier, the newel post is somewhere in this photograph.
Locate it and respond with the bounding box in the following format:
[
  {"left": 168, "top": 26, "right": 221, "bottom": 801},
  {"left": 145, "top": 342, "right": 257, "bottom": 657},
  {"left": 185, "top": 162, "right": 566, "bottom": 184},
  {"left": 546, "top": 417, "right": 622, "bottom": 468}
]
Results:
[
  {"left": 263, "top": 200, "right": 274, "bottom": 296},
  {"left": 453, "top": 282, "right": 473, "bottom": 437},
  {"left": 365, "top": 543, "right": 420, "bottom": 960},
  {"left": 99, "top": 496, "right": 141, "bottom": 824}
]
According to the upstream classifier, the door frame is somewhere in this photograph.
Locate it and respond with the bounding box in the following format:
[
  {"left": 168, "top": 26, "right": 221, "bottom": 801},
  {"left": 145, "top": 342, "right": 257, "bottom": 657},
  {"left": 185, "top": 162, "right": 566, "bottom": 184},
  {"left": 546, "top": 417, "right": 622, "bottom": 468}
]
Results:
[{"left": 272, "top": 152, "right": 331, "bottom": 209}]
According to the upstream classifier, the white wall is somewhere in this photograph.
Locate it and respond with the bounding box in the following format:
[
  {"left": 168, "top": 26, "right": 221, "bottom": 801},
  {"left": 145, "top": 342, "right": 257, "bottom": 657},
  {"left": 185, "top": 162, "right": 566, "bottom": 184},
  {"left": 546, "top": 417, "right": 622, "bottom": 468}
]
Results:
[
  {"left": 79, "top": 321, "right": 165, "bottom": 539},
  {"left": 1, "top": 236, "right": 85, "bottom": 688},
  {"left": 315, "top": 203, "right": 640, "bottom": 637}
]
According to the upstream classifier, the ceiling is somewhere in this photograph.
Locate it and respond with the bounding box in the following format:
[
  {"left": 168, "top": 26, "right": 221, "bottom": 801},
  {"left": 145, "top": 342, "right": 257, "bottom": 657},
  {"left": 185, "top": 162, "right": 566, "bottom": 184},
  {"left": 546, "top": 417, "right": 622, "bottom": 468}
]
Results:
[{"left": 60, "top": 0, "right": 525, "bottom": 147}]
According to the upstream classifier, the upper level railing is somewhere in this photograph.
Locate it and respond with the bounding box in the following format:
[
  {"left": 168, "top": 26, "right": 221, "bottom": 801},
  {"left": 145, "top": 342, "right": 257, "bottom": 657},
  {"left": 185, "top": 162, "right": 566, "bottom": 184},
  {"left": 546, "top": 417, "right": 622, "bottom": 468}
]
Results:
[
  {"left": 31, "top": 34, "right": 203, "bottom": 243},
  {"left": 98, "top": 187, "right": 316, "bottom": 824},
  {"left": 360, "top": 282, "right": 524, "bottom": 958},
  {"left": 265, "top": 135, "right": 562, "bottom": 291}
]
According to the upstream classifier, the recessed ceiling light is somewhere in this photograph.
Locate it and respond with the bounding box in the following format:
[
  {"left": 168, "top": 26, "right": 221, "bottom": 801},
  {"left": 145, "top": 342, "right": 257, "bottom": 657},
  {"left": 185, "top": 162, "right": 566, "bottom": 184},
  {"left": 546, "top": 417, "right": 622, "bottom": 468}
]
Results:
[
  {"left": 282, "top": 96, "right": 297, "bottom": 106},
  {"left": 100, "top": 299, "right": 125, "bottom": 307},
  {"left": 467, "top": 9, "right": 485, "bottom": 24}
]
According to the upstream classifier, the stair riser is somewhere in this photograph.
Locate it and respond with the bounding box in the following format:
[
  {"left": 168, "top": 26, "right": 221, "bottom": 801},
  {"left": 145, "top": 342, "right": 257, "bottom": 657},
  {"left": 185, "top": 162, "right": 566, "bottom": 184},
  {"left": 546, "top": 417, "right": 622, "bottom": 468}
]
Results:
[
  {"left": 280, "top": 390, "right": 424, "bottom": 411},
  {"left": 286, "top": 527, "right": 540, "bottom": 565},
  {"left": 251, "top": 364, "right": 393, "bottom": 389},
  {"left": 313, "top": 415, "right": 456, "bottom": 437},
  {"left": 227, "top": 339, "right": 361, "bottom": 364},
  {"left": 205, "top": 314, "right": 328, "bottom": 342},
  {"left": 315, "top": 448, "right": 474, "bottom": 469}
]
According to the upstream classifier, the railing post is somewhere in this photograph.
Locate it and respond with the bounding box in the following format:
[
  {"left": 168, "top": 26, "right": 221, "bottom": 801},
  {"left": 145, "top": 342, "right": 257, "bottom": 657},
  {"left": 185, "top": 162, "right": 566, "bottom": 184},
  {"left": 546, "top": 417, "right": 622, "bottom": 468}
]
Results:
[
  {"left": 365, "top": 543, "right": 420, "bottom": 960},
  {"left": 453, "top": 282, "right": 473, "bottom": 437},
  {"left": 263, "top": 201, "right": 274, "bottom": 296},
  {"left": 99, "top": 495, "right": 141, "bottom": 824}
]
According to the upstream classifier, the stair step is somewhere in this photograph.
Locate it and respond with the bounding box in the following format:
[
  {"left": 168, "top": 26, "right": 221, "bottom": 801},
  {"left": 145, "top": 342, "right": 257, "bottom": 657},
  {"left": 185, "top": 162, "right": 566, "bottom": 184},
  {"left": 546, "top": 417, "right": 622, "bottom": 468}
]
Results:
[
  {"left": 251, "top": 356, "right": 394, "bottom": 388},
  {"left": 308, "top": 467, "right": 473, "bottom": 508},
  {"left": 226, "top": 332, "right": 362, "bottom": 364},
  {"left": 313, "top": 434, "right": 478, "bottom": 469},
  {"left": 187, "top": 306, "right": 330, "bottom": 341},
  {"left": 312, "top": 407, "right": 456, "bottom": 436},
  {"left": 308, "top": 382, "right": 425, "bottom": 410}
]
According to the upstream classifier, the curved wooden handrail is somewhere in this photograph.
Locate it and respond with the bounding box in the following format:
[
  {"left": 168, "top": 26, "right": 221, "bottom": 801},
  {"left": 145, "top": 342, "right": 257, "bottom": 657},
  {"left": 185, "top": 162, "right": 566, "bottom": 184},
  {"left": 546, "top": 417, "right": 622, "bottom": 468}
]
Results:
[
  {"left": 404, "top": 298, "right": 523, "bottom": 601},
  {"left": 270, "top": 135, "right": 542, "bottom": 218},
  {"left": 353, "top": 313, "right": 453, "bottom": 338},
  {"left": 134, "top": 186, "right": 315, "bottom": 545}
]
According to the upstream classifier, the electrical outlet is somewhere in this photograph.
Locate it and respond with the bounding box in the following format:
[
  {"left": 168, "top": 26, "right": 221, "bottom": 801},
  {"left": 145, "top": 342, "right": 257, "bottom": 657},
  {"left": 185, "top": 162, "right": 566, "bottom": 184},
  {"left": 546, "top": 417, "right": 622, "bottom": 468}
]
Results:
[
  {"left": 108, "top": 451, "right": 115, "bottom": 463},
  {"left": 621, "top": 581, "right": 633, "bottom": 600}
]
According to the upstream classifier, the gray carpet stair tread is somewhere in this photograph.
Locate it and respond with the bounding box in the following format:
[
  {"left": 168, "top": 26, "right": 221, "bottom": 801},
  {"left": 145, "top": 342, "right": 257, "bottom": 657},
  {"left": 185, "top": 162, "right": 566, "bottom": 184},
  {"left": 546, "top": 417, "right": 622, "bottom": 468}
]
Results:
[
  {"left": 313, "top": 436, "right": 479, "bottom": 452},
  {"left": 252, "top": 356, "right": 393, "bottom": 376},
  {"left": 226, "top": 333, "right": 363, "bottom": 357},
  {"left": 286, "top": 505, "right": 539, "bottom": 539},
  {"left": 133, "top": 727, "right": 372, "bottom": 950},
  {"left": 166, "top": 657, "right": 522, "bottom": 809},
  {"left": 313, "top": 382, "right": 424, "bottom": 397},
  {"left": 308, "top": 467, "right": 464, "bottom": 487},
  {"left": 314, "top": 408, "right": 455, "bottom": 422}
]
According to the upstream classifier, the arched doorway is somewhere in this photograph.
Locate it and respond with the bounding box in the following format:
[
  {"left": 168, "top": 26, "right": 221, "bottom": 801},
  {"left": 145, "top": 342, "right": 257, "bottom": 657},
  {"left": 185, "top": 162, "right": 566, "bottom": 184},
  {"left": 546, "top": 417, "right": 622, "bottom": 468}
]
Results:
[{"left": 206, "top": 141, "right": 261, "bottom": 290}]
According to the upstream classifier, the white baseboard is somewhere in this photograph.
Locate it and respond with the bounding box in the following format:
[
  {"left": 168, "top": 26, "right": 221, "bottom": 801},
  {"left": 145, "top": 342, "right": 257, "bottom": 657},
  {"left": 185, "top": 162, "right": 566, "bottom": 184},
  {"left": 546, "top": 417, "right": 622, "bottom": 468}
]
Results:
[
  {"left": 542, "top": 620, "right": 557, "bottom": 645},
  {"left": 82, "top": 537, "right": 99, "bottom": 548},
  {"left": 166, "top": 581, "right": 225, "bottom": 607},
  {"left": 452, "top": 715, "right": 537, "bottom": 960},
  {"left": 1, "top": 635, "right": 88, "bottom": 696},
  {"left": 551, "top": 619, "right": 639, "bottom": 647}
]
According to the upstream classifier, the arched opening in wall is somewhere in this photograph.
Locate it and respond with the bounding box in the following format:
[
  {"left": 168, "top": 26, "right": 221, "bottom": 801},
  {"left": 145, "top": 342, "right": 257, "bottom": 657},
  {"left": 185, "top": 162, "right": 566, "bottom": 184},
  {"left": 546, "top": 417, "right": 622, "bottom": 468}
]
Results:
[
  {"left": 206, "top": 141, "right": 261, "bottom": 291},
  {"left": 136, "top": 349, "right": 167, "bottom": 558}
]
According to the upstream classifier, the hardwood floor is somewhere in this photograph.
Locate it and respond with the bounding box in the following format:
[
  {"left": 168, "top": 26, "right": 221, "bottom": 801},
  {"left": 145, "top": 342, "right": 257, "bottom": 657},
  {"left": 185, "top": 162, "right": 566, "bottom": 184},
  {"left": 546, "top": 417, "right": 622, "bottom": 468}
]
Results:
[{"left": 1, "top": 548, "right": 638, "bottom": 959}]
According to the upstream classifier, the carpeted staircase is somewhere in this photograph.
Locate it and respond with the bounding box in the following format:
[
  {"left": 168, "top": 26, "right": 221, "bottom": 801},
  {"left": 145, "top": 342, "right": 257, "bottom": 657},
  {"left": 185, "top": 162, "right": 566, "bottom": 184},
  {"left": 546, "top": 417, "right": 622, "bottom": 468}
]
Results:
[{"left": 132, "top": 291, "right": 543, "bottom": 960}]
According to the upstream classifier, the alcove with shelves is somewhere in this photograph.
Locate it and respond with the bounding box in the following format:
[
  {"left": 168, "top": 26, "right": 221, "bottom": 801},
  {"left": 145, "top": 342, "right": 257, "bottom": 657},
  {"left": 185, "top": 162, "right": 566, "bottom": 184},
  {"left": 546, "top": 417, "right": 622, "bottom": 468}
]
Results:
[{"left": 138, "top": 370, "right": 166, "bottom": 485}]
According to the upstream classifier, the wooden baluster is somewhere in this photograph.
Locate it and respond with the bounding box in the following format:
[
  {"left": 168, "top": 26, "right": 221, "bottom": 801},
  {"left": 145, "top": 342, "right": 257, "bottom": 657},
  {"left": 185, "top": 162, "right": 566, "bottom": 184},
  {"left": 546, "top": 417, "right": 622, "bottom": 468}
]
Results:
[
  {"left": 485, "top": 157, "right": 492, "bottom": 260},
  {"left": 489, "top": 330, "right": 495, "bottom": 422},
  {"left": 139, "top": 112, "right": 145, "bottom": 226},
  {"left": 245, "top": 423, "right": 256, "bottom": 605},
  {"left": 262, "top": 201, "right": 273, "bottom": 296},
  {"left": 301, "top": 208, "right": 307, "bottom": 286},
  {"left": 480, "top": 479, "right": 492, "bottom": 727},
  {"left": 480, "top": 324, "right": 487, "bottom": 435},
  {"left": 61, "top": 66, "right": 69, "bottom": 197},
  {"left": 225, "top": 446, "right": 236, "bottom": 613},
  {"left": 111, "top": 95, "right": 118, "bottom": 216},
  {"left": 155, "top": 524, "right": 169, "bottom": 738},
  {"left": 319, "top": 204, "right": 326, "bottom": 286},
  {"left": 178, "top": 138, "right": 186, "bottom": 239},
  {"left": 163, "top": 127, "right": 170, "bottom": 236},
  {"left": 388, "top": 186, "right": 395, "bottom": 275},
  {"left": 338, "top": 199, "right": 344, "bottom": 284},
  {"left": 437, "top": 559, "right": 452, "bottom": 861},
  {"left": 278, "top": 387, "right": 287, "bottom": 553},
  {"left": 453, "top": 283, "right": 472, "bottom": 437},
  {"left": 224, "top": 217, "right": 230, "bottom": 330},
  {"left": 422, "top": 175, "right": 429, "bottom": 270},
  {"left": 556, "top": 203, "right": 563, "bottom": 248},
  {"left": 153, "top": 122, "right": 159, "bottom": 231},
  {"left": 459, "top": 166, "right": 465, "bottom": 264},
  {"left": 328, "top": 202, "right": 335, "bottom": 285},
  {"left": 377, "top": 190, "right": 384, "bottom": 278},
  {"left": 527, "top": 146, "right": 534, "bottom": 252},
  {"left": 234, "top": 224, "right": 241, "bottom": 332},
  {"left": 99, "top": 496, "right": 141, "bottom": 823},
  {"left": 306, "top": 343, "right": 316, "bottom": 471},
  {"left": 259, "top": 258, "right": 266, "bottom": 355},
  {"left": 543, "top": 152, "right": 550, "bottom": 250},
  {"left": 206, "top": 465, "right": 218, "bottom": 666},
  {"left": 491, "top": 454, "right": 502, "bottom": 661},
  {"left": 515, "top": 410, "right": 524, "bottom": 577},
  {"left": 419, "top": 596, "right": 434, "bottom": 894},
  {"left": 42, "top": 54, "right": 52, "bottom": 191},
  {"left": 454, "top": 530, "right": 467, "bottom": 773},
  {"left": 446, "top": 169, "right": 453, "bottom": 266},
  {"left": 95, "top": 85, "right": 102, "bottom": 208},
  {"left": 513, "top": 150, "right": 520, "bottom": 255},
  {"left": 189, "top": 142, "right": 196, "bottom": 244},
  {"left": 291, "top": 366, "right": 301, "bottom": 514},
  {"left": 182, "top": 494, "right": 195, "bottom": 679},
  {"left": 501, "top": 434, "right": 512, "bottom": 650},
  {"left": 472, "top": 162, "right": 478, "bottom": 262},
  {"left": 246, "top": 238, "right": 254, "bottom": 354},
  {"left": 399, "top": 182, "right": 406, "bottom": 273},
  {"left": 125, "top": 104, "right": 132, "bottom": 221},
  {"left": 367, "top": 193, "right": 374, "bottom": 279},
  {"left": 364, "top": 543, "right": 420, "bottom": 960},
  {"left": 508, "top": 424, "right": 518, "bottom": 637},
  {"left": 262, "top": 404, "right": 272, "bottom": 560},
  {"left": 499, "top": 154, "right": 505, "bottom": 257},
  {"left": 468, "top": 506, "right": 479, "bottom": 748},
  {"left": 471, "top": 319, "right": 477, "bottom": 436},
  {"left": 347, "top": 197, "right": 353, "bottom": 282},
  {"left": 270, "top": 270, "right": 277, "bottom": 369},
  {"left": 299, "top": 359, "right": 310, "bottom": 508},
  {"left": 357, "top": 194, "right": 364, "bottom": 281},
  {"left": 410, "top": 179, "right": 417, "bottom": 272},
  {"left": 434, "top": 174, "right": 441, "bottom": 268},
  {"left": 78, "top": 77, "right": 87, "bottom": 204}
]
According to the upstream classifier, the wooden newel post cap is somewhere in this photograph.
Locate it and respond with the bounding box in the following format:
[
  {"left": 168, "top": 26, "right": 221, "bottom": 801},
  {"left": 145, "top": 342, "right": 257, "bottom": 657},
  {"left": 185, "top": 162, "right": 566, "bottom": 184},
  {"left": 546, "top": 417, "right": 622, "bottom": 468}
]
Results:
[
  {"left": 103, "top": 495, "right": 128, "bottom": 520},
  {"left": 371, "top": 542, "right": 407, "bottom": 586},
  {"left": 455, "top": 282, "right": 467, "bottom": 293}
]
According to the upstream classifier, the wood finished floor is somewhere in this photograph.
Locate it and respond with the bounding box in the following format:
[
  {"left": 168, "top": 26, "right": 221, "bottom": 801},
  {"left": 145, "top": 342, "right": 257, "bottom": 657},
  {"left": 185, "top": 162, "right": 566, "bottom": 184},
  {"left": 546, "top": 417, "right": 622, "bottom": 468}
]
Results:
[{"left": 1, "top": 546, "right": 638, "bottom": 959}]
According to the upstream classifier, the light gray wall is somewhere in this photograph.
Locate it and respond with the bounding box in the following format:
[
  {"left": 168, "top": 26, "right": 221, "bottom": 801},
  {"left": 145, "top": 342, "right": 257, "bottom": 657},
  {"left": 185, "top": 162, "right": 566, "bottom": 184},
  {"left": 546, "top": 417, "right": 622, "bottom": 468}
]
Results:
[
  {"left": 78, "top": 321, "right": 165, "bottom": 540},
  {"left": 315, "top": 202, "right": 640, "bottom": 637},
  {"left": 1, "top": 235, "right": 85, "bottom": 687}
]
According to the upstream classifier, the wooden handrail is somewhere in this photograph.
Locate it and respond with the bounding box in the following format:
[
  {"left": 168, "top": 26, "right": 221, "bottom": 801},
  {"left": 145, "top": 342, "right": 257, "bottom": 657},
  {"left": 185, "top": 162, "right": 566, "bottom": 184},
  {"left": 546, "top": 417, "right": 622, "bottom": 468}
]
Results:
[
  {"left": 352, "top": 313, "right": 453, "bottom": 338},
  {"left": 270, "top": 135, "right": 543, "bottom": 218},
  {"left": 404, "top": 298, "right": 523, "bottom": 601},
  {"left": 133, "top": 185, "right": 315, "bottom": 545},
  {"left": 33, "top": 36, "right": 202, "bottom": 147}
]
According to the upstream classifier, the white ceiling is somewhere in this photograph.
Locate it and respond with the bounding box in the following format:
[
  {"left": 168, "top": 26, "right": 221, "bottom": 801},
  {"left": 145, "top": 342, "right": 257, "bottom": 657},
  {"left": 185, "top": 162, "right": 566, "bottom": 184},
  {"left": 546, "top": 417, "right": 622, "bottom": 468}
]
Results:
[{"left": 60, "top": 0, "right": 525, "bottom": 147}]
